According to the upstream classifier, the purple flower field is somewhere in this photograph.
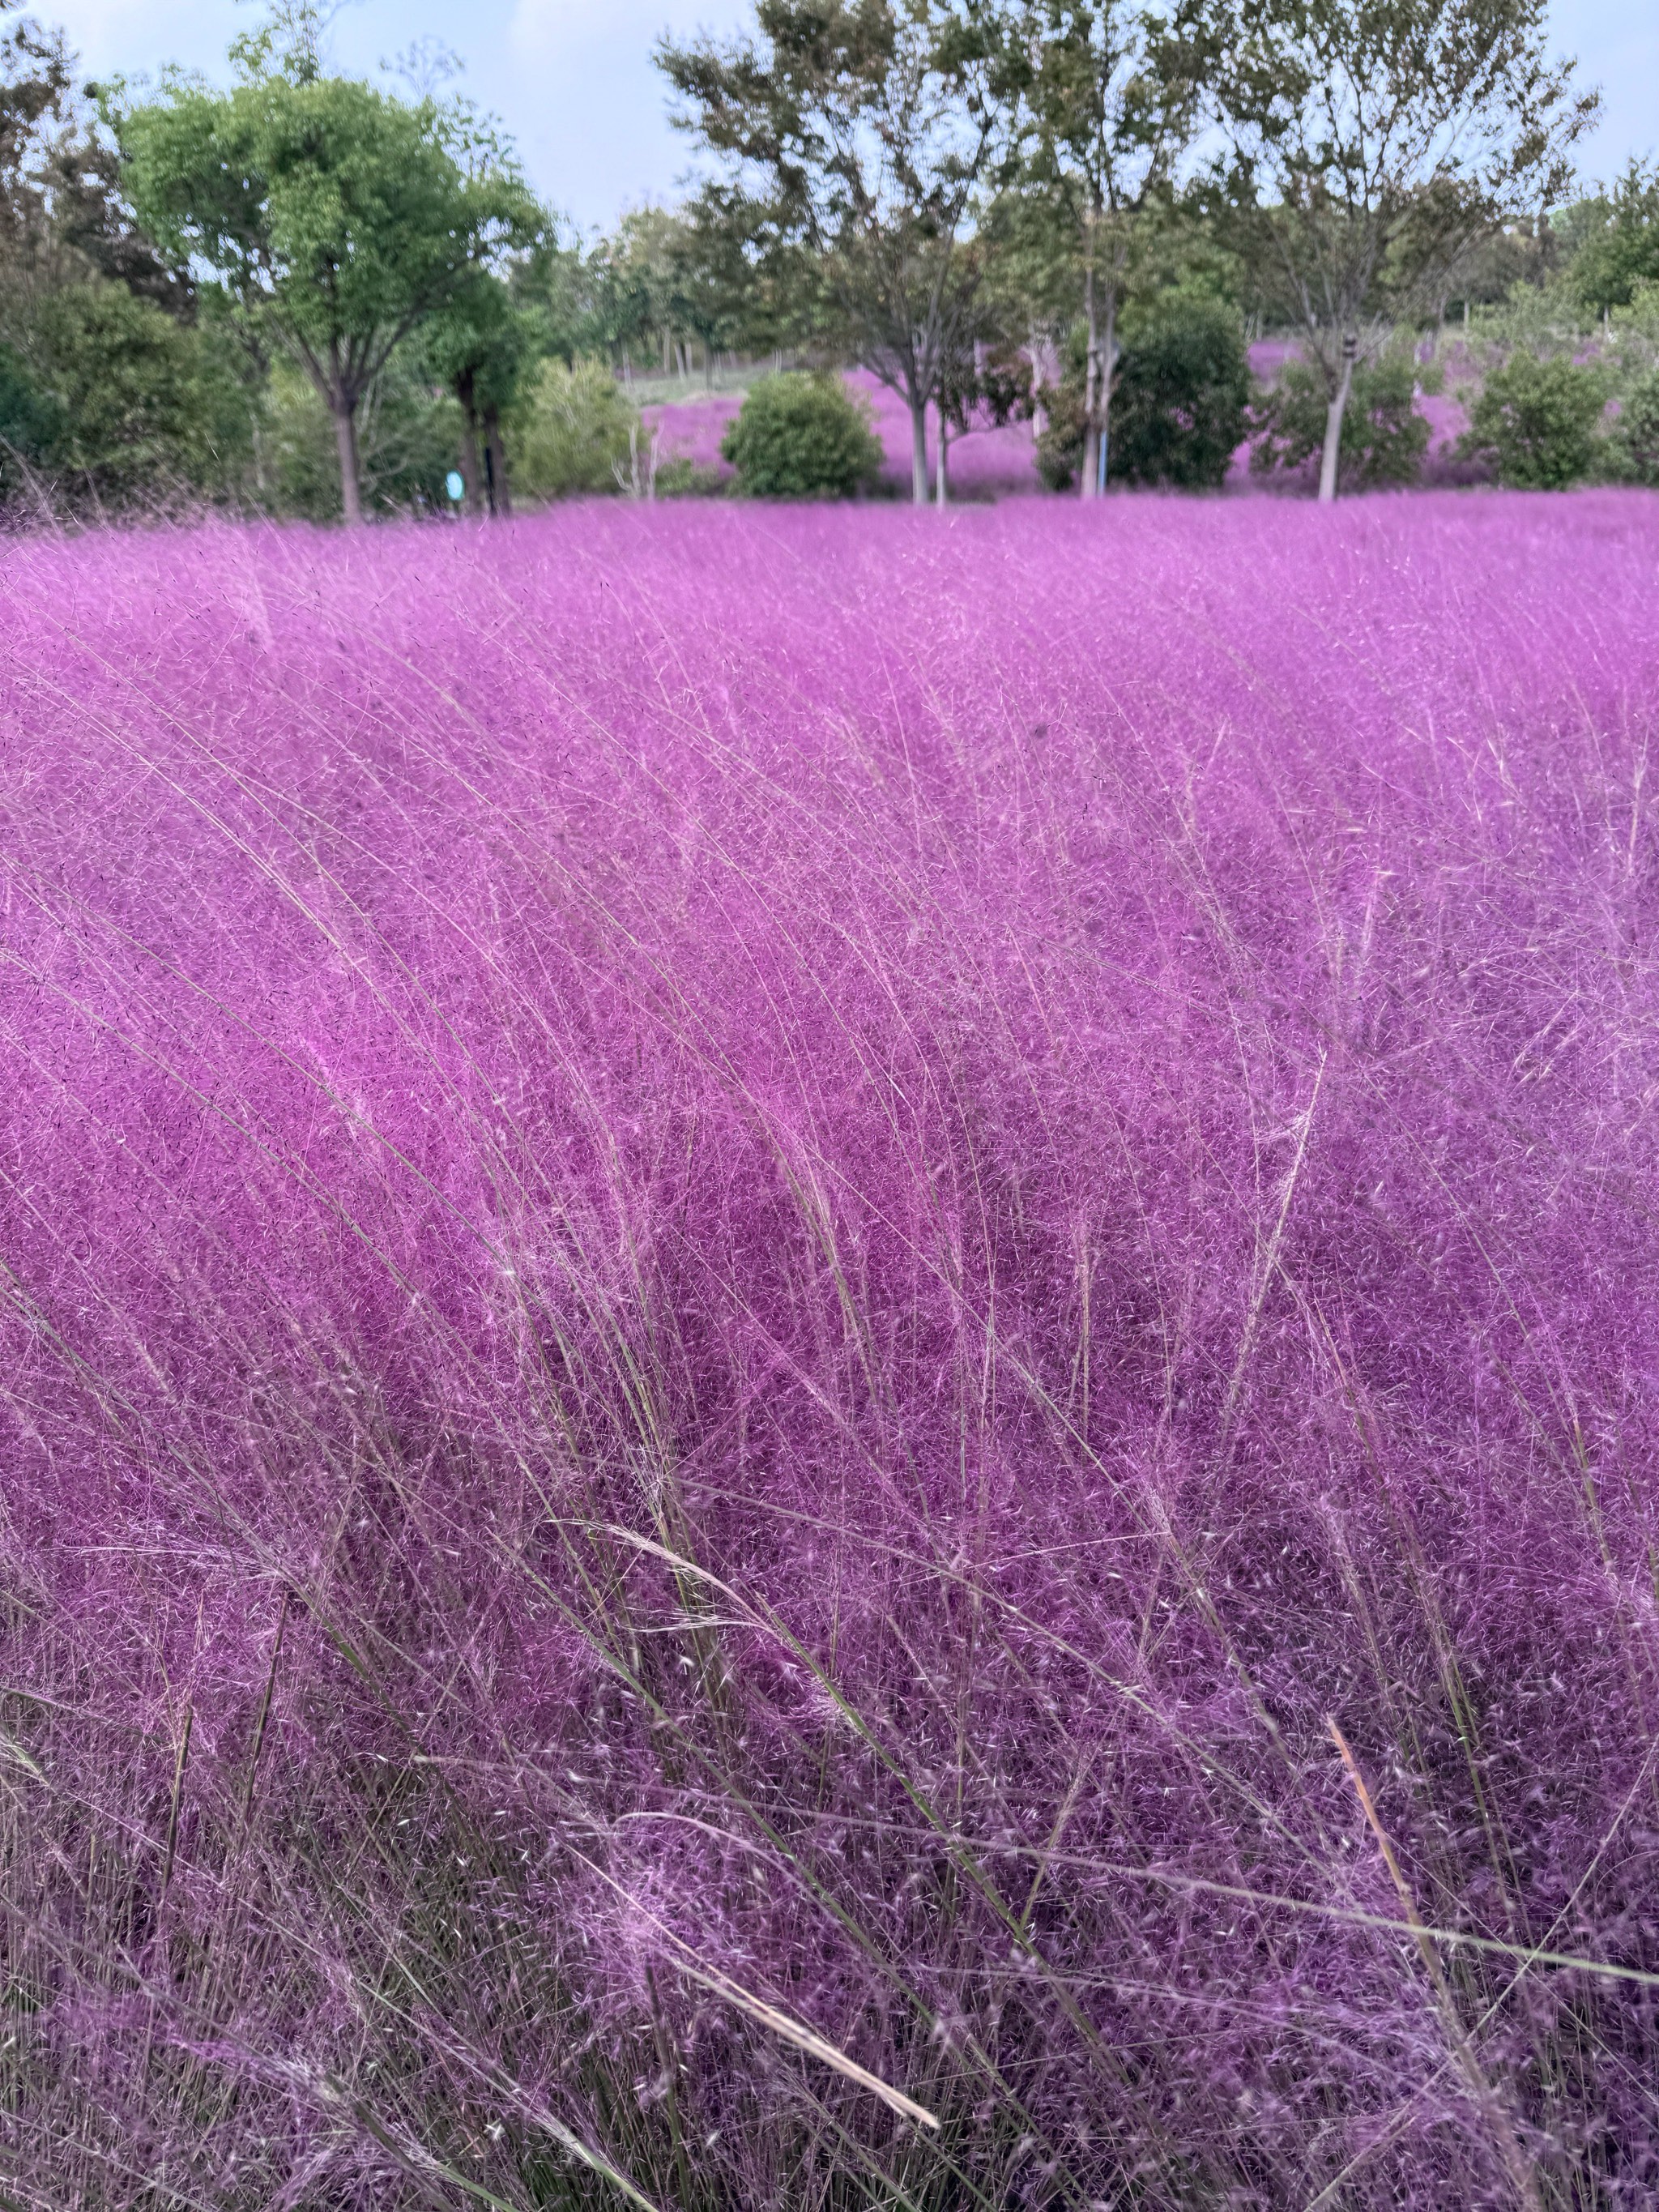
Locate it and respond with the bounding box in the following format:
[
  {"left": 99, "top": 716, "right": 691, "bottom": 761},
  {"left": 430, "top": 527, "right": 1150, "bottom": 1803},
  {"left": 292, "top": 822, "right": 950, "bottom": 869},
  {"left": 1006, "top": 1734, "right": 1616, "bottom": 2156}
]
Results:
[{"left": 3, "top": 493, "right": 1659, "bottom": 2209}]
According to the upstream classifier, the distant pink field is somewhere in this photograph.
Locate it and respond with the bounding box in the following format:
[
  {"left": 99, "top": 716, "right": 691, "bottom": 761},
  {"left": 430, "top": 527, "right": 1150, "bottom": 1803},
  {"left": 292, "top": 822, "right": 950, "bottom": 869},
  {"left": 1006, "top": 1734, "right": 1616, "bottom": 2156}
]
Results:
[
  {"left": 646, "top": 351, "right": 1474, "bottom": 494},
  {"left": 3, "top": 495, "right": 1658, "bottom": 2206},
  {"left": 645, "top": 367, "right": 1045, "bottom": 493}
]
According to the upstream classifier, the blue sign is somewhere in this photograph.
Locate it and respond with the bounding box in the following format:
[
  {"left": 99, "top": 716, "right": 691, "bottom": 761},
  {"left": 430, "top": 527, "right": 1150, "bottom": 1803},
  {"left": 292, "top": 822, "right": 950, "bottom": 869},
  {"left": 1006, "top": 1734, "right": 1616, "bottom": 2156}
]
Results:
[{"left": 445, "top": 471, "right": 464, "bottom": 503}]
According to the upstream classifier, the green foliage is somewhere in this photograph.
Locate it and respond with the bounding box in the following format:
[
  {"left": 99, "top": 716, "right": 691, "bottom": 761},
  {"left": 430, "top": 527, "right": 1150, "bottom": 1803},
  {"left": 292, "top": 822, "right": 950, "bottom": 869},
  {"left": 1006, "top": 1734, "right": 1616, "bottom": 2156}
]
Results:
[
  {"left": 1034, "top": 296, "right": 1249, "bottom": 491},
  {"left": 1003, "top": 0, "right": 1208, "bottom": 474},
  {"left": 6, "top": 282, "right": 250, "bottom": 509},
  {"left": 1207, "top": 0, "right": 1597, "bottom": 496},
  {"left": 719, "top": 371, "right": 881, "bottom": 499},
  {"left": 0, "top": 339, "right": 58, "bottom": 503},
  {"left": 1111, "top": 297, "right": 1250, "bottom": 489},
  {"left": 1567, "top": 160, "right": 1659, "bottom": 318},
  {"left": 1034, "top": 382, "right": 1087, "bottom": 490},
  {"left": 117, "top": 73, "right": 511, "bottom": 367},
  {"left": 1461, "top": 350, "right": 1609, "bottom": 488},
  {"left": 113, "top": 58, "right": 535, "bottom": 518},
  {"left": 659, "top": 0, "right": 1006, "bottom": 502},
  {"left": 258, "top": 352, "right": 461, "bottom": 519},
  {"left": 1614, "top": 370, "right": 1659, "bottom": 488},
  {"left": 424, "top": 277, "right": 543, "bottom": 421},
  {"left": 511, "top": 357, "right": 636, "bottom": 499},
  {"left": 655, "top": 455, "right": 726, "bottom": 498},
  {"left": 1251, "top": 356, "right": 1430, "bottom": 493}
]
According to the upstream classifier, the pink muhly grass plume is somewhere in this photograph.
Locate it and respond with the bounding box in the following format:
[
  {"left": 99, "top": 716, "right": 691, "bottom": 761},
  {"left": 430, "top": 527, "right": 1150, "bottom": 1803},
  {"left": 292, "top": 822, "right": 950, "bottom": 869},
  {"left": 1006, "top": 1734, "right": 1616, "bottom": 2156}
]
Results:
[{"left": 2, "top": 493, "right": 1658, "bottom": 2207}]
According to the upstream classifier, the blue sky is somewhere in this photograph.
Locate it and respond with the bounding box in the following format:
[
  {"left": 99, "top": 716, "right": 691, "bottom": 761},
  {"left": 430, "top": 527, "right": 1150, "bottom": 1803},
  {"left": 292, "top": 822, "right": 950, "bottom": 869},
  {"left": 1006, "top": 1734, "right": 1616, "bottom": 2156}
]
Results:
[{"left": 44, "top": 0, "right": 1658, "bottom": 233}]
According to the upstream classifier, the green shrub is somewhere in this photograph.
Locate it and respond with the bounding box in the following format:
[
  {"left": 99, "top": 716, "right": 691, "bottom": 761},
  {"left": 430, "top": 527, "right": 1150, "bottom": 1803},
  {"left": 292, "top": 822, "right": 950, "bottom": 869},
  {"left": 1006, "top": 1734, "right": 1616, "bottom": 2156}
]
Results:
[
  {"left": 1034, "top": 382, "right": 1087, "bottom": 491},
  {"left": 1251, "top": 356, "right": 1429, "bottom": 493},
  {"left": 20, "top": 284, "right": 250, "bottom": 509},
  {"left": 1461, "top": 352, "right": 1609, "bottom": 489},
  {"left": 513, "top": 359, "right": 637, "bottom": 500},
  {"left": 720, "top": 372, "right": 881, "bottom": 498},
  {"left": 1110, "top": 301, "right": 1251, "bottom": 489},
  {"left": 1612, "top": 369, "right": 1659, "bottom": 487},
  {"left": 0, "top": 344, "right": 63, "bottom": 506},
  {"left": 655, "top": 455, "right": 725, "bottom": 498}
]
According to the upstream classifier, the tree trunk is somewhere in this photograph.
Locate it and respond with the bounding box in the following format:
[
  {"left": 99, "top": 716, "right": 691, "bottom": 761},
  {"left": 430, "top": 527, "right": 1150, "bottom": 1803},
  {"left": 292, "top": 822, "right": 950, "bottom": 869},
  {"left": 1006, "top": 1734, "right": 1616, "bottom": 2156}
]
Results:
[
  {"left": 455, "top": 369, "right": 484, "bottom": 518},
  {"left": 1318, "top": 339, "right": 1358, "bottom": 506},
  {"left": 935, "top": 408, "right": 949, "bottom": 507},
  {"left": 482, "top": 407, "right": 512, "bottom": 519},
  {"left": 458, "top": 418, "right": 484, "bottom": 515},
  {"left": 1028, "top": 324, "right": 1047, "bottom": 438},
  {"left": 1081, "top": 259, "right": 1101, "bottom": 502},
  {"left": 1098, "top": 288, "right": 1117, "bottom": 495},
  {"left": 332, "top": 397, "right": 364, "bottom": 527},
  {"left": 910, "top": 395, "right": 928, "bottom": 506}
]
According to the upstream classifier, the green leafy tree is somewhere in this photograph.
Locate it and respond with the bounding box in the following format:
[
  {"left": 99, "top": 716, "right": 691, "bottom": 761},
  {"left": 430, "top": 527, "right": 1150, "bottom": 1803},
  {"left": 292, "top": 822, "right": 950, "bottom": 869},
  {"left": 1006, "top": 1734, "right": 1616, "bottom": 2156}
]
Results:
[
  {"left": 661, "top": 197, "right": 772, "bottom": 376},
  {"left": 1567, "top": 160, "right": 1659, "bottom": 320},
  {"left": 2, "top": 1, "right": 75, "bottom": 318},
  {"left": 113, "top": 23, "right": 536, "bottom": 523},
  {"left": 660, "top": 0, "right": 1011, "bottom": 504},
  {"left": 721, "top": 369, "right": 883, "bottom": 497},
  {"left": 1003, "top": 0, "right": 1206, "bottom": 499},
  {"left": 3, "top": 5, "right": 189, "bottom": 326},
  {"left": 1251, "top": 352, "right": 1428, "bottom": 489},
  {"left": 1205, "top": 0, "right": 1597, "bottom": 501},
  {"left": 1461, "top": 349, "right": 1608, "bottom": 486},
  {"left": 0, "top": 333, "right": 55, "bottom": 506},
  {"left": 510, "top": 220, "right": 608, "bottom": 364},
  {"left": 424, "top": 275, "right": 544, "bottom": 516}
]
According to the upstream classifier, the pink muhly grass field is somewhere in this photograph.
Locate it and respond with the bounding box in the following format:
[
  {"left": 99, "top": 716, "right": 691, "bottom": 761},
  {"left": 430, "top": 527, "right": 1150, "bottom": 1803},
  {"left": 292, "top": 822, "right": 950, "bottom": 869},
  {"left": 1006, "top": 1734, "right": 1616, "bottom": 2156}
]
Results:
[
  {"left": 648, "top": 369, "right": 1042, "bottom": 494},
  {"left": 3, "top": 493, "right": 1659, "bottom": 2209}
]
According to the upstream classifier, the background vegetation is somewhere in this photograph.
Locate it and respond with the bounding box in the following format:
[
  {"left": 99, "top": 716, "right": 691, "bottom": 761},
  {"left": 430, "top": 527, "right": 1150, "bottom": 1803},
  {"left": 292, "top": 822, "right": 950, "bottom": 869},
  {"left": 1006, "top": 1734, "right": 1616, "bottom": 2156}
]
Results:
[{"left": 1, "top": 0, "right": 1656, "bottom": 522}]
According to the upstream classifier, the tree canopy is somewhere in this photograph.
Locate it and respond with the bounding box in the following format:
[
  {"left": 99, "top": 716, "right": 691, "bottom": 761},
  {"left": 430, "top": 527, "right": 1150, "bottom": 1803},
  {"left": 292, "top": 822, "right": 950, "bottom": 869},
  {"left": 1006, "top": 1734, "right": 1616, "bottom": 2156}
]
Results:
[
  {"left": 1205, "top": 0, "right": 1597, "bottom": 497},
  {"left": 659, "top": 0, "right": 1010, "bottom": 502},
  {"left": 115, "top": 49, "right": 538, "bottom": 519}
]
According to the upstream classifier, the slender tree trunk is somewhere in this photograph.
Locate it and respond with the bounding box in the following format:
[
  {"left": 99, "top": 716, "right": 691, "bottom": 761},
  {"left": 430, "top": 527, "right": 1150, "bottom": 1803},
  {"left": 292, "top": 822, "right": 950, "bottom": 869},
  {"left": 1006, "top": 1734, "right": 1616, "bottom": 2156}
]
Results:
[
  {"left": 483, "top": 407, "right": 512, "bottom": 519},
  {"left": 935, "top": 408, "right": 949, "bottom": 507},
  {"left": 1318, "top": 336, "right": 1358, "bottom": 506},
  {"left": 910, "top": 394, "right": 928, "bottom": 506},
  {"left": 1081, "top": 258, "right": 1102, "bottom": 502},
  {"left": 1098, "top": 288, "right": 1118, "bottom": 495},
  {"left": 332, "top": 395, "right": 364, "bottom": 526}
]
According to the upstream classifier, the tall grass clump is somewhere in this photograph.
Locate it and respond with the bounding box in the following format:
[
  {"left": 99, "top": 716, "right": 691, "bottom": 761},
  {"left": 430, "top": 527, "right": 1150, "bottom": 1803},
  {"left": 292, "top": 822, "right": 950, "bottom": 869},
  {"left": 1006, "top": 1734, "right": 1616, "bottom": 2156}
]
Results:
[{"left": 2, "top": 493, "right": 1658, "bottom": 2210}]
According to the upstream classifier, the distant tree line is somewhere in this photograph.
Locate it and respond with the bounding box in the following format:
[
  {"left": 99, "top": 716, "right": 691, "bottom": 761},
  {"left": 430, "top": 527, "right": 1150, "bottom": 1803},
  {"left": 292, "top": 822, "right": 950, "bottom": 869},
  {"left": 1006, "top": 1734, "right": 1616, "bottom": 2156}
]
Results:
[{"left": 2, "top": 0, "right": 1656, "bottom": 523}]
